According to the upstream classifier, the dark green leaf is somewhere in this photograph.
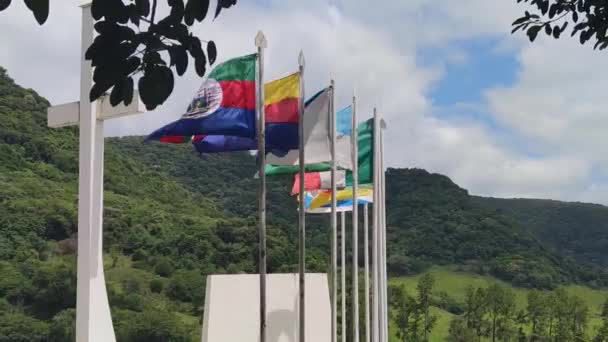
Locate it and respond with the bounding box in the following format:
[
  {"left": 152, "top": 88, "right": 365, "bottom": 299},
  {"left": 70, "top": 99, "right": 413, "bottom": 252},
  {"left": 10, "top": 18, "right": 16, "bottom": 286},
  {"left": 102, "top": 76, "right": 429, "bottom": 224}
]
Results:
[
  {"left": 207, "top": 41, "right": 217, "bottom": 65},
  {"left": 139, "top": 66, "right": 174, "bottom": 110},
  {"left": 215, "top": 0, "right": 236, "bottom": 19},
  {"left": 110, "top": 80, "right": 124, "bottom": 107},
  {"left": 122, "top": 77, "right": 134, "bottom": 105},
  {"left": 136, "top": 0, "right": 150, "bottom": 17},
  {"left": 91, "top": 0, "right": 104, "bottom": 20},
  {"left": 544, "top": 24, "right": 552, "bottom": 35},
  {"left": 548, "top": 3, "right": 557, "bottom": 19},
  {"left": 124, "top": 57, "right": 141, "bottom": 76},
  {"left": 184, "top": 0, "right": 199, "bottom": 25},
  {"left": 90, "top": 82, "right": 113, "bottom": 102},
  {"left": 169, "top": 46, "right": 188, "bottom": 76},
  {"left": 143, "top": 51, "right": 165, "bottom": 66},
  {"left": 572, "top": 11, "right": 578, "bottom": 23},
  {"left": 572, "top": 22, "right": 588, "bottom": 37},
  {"left": 163, "top": 0, "right": 185, "bottom": 25},
  {"left": 195, "top": 55, "right": 206, "bottom": 77},
  {"left": 188, "top": 37, "right": 204, "bottom": 60},
  {"left": 553, "top": 25, "right": 561, "bottom": 38},
  {"left": 581, "top": 30, "right": 590, "bottom": 44},
  {"left": 512, "top": 23, "right": 526, "bottom": 34},
  {"left": 105, "top": 0, "right": 129, "bottom": 24},
  {"left": 0, "top": 0, "right": 11, "bottom": 12},
  {"left": 527, "top": 25, "right": 542, "bottom": 42},
  {"left": 94, "top": 21, "right": 135, "bottom": 40},
  {"left": 195, "top": 0, "right": 209, "bottom": 21},
  {"left": 23, "top": 0, "right": 49, "bottom": 25},
  {"left": 540, "top": 0, "right": 549, "bottom": 15},
  {"left": 512, "top": 17, "right": 529, "bottom": 26},
  {"left": 128, "top": 4, "right": 140, "bottom": 26}
]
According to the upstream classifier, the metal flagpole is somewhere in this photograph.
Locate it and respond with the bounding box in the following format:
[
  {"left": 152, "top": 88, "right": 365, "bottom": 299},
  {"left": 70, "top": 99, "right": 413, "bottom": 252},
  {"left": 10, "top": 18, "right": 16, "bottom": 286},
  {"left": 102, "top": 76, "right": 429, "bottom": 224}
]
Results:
[
  {"left": 379, "top": 119, "right": 389, "bottom": 342},
  {"left": 330, "top": 80, "right": 338, "bottom": 342},
  {"left": 341, "top": 210, "right": 347, "bottom": 342},
  {"left": 364, "top": 203, "right": 370, "bottom": 342},
  {"left": 377, "top": 115, "right": 386, "bottom": 342},
  {"left": 298, "top": 51, "right": 307, "bottom": 342},
  {"left": 351, "top": 94, "right": 360, "bottom": 342},
  {"left": 255, "top": 31, "right": 268, "bottom": 342},
  {"left": 371, "top": 108, "right": 380, "bottom": 342}
]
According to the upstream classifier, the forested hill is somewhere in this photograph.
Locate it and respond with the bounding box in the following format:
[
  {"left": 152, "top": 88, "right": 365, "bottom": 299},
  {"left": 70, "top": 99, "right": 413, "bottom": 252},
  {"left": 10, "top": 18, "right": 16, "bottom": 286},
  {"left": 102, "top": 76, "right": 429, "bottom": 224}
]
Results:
[
  {"left": 113, "top": 135, "right": 608, "bottom": 288},
  {"left": 2, "top": 65, "right": 608, "bottom": 340},
  {"left": 472, "top": 196, "right": 608, "bottom": 270}
]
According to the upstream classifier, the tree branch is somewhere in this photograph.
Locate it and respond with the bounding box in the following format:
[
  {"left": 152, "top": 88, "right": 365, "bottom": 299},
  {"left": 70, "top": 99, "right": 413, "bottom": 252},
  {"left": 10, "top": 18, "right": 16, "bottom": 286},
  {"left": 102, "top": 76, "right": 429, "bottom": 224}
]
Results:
[{"left": 151, "top": 0, "right": 158, "bottom": 24}]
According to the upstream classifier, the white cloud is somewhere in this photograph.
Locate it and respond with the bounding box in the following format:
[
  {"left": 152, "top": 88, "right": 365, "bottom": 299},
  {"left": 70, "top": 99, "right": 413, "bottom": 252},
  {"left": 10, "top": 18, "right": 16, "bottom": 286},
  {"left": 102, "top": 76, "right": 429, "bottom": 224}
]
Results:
[
  {"left": 485, "top": 34, "right": 608, "bottom": 202},
  {"left": 2, "top": 0, "right": 608, "bottom": 204}
]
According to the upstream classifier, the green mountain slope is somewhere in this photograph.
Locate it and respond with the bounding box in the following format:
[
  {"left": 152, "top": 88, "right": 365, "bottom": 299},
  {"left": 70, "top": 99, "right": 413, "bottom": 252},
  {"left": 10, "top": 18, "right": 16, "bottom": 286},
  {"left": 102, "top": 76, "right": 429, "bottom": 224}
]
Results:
[
  {"left": 384, "top": 169, "right": 608, "bottom": 289},
  {"left": 0, "top": 66, "right": 295, "bottom": 341},
  {"left": 473, "top": 196, "right": 608, "bottom": 268},
  {"left": 2, "top": 65, "right": 608, "bottom": 340}
]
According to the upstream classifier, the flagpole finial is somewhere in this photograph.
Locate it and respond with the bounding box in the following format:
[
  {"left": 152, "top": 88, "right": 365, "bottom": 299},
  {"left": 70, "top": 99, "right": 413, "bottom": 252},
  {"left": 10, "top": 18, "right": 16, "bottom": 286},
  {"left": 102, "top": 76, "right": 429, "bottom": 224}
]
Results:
[
  {"left": 255, "top": 31, "right": 267, "bottom": 48},
  {"left": 298, "top": 51, "right": 305, "bottom": 68}
]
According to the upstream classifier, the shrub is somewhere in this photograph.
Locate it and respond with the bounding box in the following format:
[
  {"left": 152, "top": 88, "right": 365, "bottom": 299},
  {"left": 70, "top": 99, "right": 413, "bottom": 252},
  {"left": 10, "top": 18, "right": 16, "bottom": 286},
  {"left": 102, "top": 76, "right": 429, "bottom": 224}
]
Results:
[
  {"left": 48, "top": 309, "right": 75, "bottom": 342},
  {"left": 154, "top": 258, "right": 175, "bottom": 277},
  {"left": 150, "top": 279, "right": 164, "bottom": 293},
  {"left": 166, "top": 270, "right": 204, "bottom": 304}
]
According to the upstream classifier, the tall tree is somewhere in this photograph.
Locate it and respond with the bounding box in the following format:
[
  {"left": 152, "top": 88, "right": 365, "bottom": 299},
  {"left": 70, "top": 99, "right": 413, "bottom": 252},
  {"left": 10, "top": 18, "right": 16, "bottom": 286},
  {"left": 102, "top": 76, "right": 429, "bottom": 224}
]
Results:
[
  {"left": 417, "top": 273, "right": 436, "bottom": 341},
  {"left": 511, "top": 0, "right": 608, "bottom": 51},
  {"left": 447, "top": 317, "right": 477, "bottom": 342},
  {"left": 464, "top": 286, "right": 487, "bottom": 341},
  {"left": 551, "top": 289, "right": 589, "bottom": 341},
  {"left": 485, "top": 284, "right": 516, "bottom": 342},
  {"left": 527, "top": 290, "right": 551, "bottom": 340},
  {"left": 390, "top": 284, "right": 424, "bottom": 342},
  {"left": 0, "top": 0, "right": 237, "bottom": 110}
]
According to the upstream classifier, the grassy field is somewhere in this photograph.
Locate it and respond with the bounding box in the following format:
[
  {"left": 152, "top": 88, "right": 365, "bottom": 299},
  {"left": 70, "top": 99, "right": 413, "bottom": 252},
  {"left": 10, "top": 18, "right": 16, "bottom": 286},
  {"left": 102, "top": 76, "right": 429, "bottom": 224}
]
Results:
[{"left": 388, "top": 267, "right": 608, "bottom": 341}]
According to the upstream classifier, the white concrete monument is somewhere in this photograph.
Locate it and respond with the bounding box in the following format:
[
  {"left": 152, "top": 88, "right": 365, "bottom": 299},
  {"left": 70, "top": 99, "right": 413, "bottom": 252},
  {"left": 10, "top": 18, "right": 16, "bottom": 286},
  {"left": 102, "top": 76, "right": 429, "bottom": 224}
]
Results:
[
  {"left": 47, "top": 3, "right": 145, "bottom": 342},
  {"left": 202, "top": 273, "right": 331, "bottom": 342}
]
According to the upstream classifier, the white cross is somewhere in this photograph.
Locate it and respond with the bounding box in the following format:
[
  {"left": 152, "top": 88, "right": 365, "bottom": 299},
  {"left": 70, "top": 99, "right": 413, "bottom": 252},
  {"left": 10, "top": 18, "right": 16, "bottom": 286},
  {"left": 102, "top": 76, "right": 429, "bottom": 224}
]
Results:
[{"left": 47, "top": 3, "right": 145, "bottom": 342}]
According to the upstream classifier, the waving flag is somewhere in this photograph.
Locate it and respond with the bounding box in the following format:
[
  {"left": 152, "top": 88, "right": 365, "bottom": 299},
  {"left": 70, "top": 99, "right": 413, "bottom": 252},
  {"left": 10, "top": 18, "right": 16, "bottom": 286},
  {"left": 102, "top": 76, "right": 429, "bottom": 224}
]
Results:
[
  {"left": 190, "top": 73, "right": 300, "bottom": 155},
  {"left": 303, "top": 186, "right": 373, "bottom": 214},
  {"left": 347, "top": 118, "right": 374, "bottom": 185},
  {"left": 290, "top": 171, "right": 346, "bottom": 195},
  {"left": 289, "top": 109, "right": 372, "bottom": 192},
  {"left": 265, "top": 99, "right": 354, "bottom": 175},
  {"left": 147, "top": 54, "right": 257, "bottom": 141}
]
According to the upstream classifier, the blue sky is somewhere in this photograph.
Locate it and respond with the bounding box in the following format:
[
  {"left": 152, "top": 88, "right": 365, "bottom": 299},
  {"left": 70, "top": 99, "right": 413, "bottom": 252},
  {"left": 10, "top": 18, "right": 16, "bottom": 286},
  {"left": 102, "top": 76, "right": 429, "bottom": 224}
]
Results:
[{"left": 423, "top": 38, "right": 519, "bottom": 107}]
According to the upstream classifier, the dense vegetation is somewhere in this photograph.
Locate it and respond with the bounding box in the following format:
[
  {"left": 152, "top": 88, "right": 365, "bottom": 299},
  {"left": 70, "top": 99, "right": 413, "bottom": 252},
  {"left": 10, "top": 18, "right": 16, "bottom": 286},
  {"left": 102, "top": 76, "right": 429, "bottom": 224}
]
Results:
[
  {"left": 385, "top": 169, "right": 608, "bottom": 289},
  {"left": 2, "top": 66, "right": 608, "bottom": 340},
  {"left": 474, "top": 197, "right": 608, "bottom": 268},
  {"left": 0, "top": 66, "right": 296, "bottom": 341}
]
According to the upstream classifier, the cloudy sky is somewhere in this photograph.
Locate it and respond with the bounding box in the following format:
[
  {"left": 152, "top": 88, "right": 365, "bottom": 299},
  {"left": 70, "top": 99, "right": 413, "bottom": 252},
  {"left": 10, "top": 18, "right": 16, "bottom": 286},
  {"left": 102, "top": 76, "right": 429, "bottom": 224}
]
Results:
[{"left": 1, "top": 0, "right": 607, "bottom": 204}]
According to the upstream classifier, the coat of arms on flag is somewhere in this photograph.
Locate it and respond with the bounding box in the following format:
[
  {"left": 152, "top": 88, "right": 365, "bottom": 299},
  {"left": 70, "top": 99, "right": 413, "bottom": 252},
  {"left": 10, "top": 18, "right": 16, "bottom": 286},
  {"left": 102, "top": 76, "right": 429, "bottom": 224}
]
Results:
[{"left": 184, "top": 79, "right": 223, "bottom": 119}]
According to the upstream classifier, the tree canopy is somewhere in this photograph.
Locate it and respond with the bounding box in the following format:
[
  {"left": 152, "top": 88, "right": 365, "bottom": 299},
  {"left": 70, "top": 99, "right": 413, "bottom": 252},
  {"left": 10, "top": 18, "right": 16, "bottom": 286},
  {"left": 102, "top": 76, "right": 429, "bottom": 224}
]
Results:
[
  {"left": 0, "top": 0, "right": 238, "bottom": 110},
  {"left": 512, "top": 0, "right": 608, "bottom": 51}
]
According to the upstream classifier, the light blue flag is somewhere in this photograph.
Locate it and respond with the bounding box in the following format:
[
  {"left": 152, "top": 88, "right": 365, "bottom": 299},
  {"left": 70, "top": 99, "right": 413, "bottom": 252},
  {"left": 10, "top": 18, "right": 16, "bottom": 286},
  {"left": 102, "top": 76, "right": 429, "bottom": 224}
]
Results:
[{"left": 336, "top": 106, "right": 352, "bottom": 136}]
